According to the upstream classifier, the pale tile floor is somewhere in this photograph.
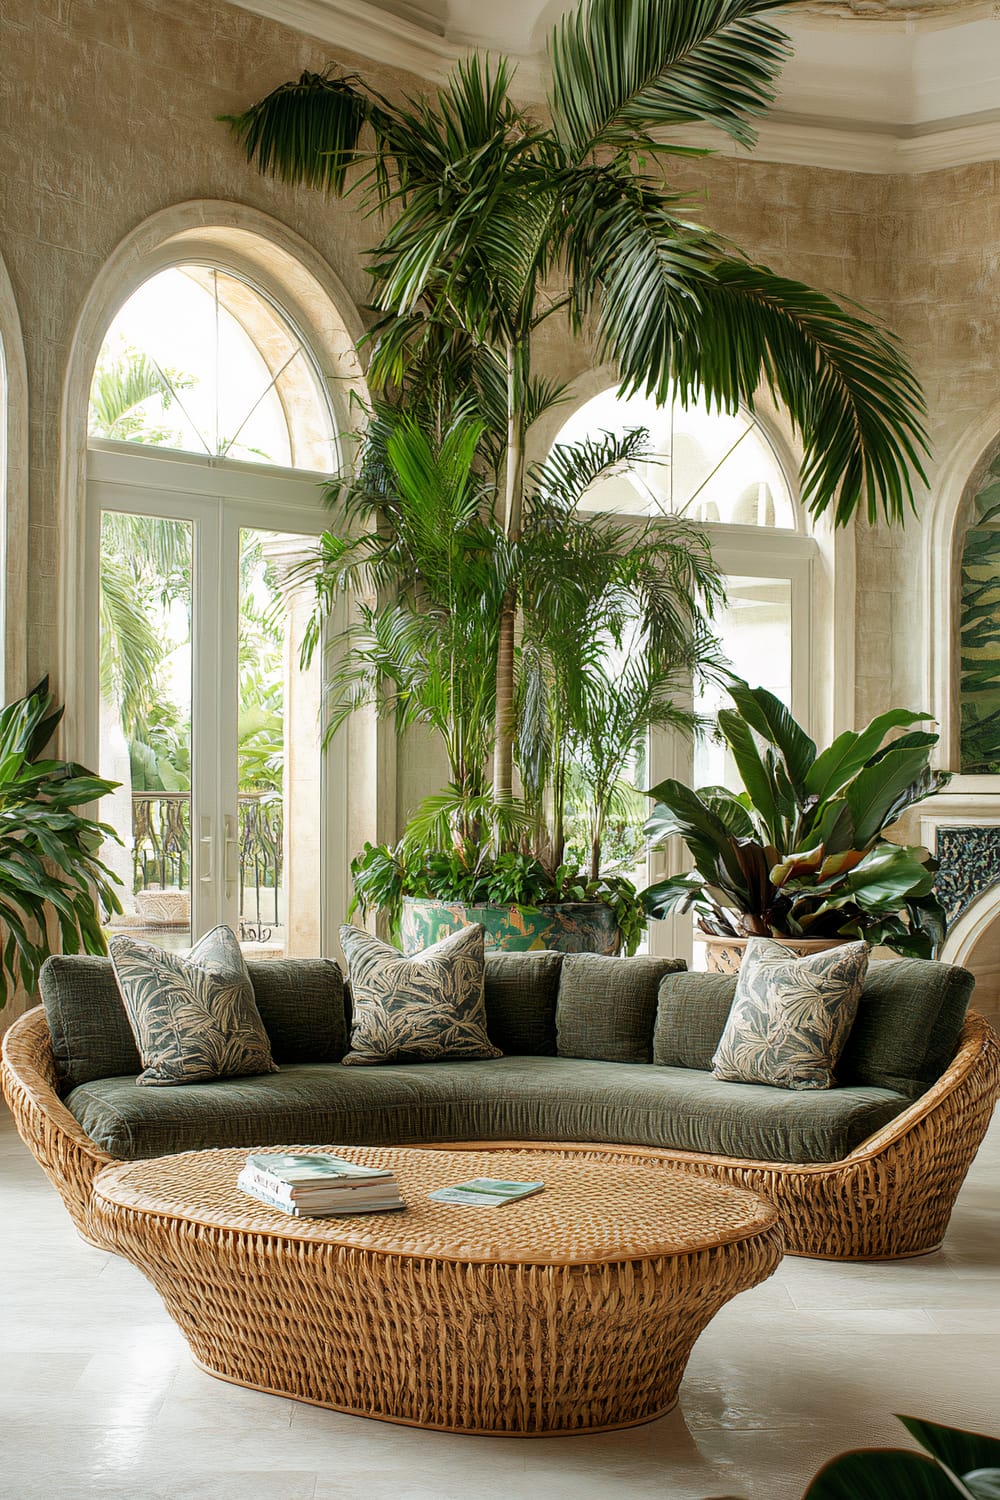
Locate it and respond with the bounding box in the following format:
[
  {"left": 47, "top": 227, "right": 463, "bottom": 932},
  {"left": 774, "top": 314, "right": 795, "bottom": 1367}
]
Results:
[{"left": 1, "top": 1106, "right": 997, "bottom": 1500}]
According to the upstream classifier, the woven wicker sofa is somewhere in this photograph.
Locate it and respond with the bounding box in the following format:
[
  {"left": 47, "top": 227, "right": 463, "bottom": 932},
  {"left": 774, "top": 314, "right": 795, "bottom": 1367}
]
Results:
[{"left": 2, "top": 949, "right": 998, "bottom": 1262}]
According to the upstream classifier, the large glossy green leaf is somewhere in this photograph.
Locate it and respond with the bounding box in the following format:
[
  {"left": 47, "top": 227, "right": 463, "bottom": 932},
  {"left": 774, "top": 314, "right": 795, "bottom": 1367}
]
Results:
[
  {"left": 724, "top": 680, "right": 816, "bottom": 790},
  {"left": 899, "top": 1418, "right": 1000, "bottom": 1495},
  {"left": 805, "top": 709, "right": 931, "bottom": 800},
  {"left": 643, "top": 778, "right": 750, "bottom": 896},
  {"left": 803, "top": 1450, "right": 970, "bottom": 1500},
  {"left": 698, "top": 786, "right": 757, "bottom": 839},
  {"left": 845, "top": 744, "right": 942, "bottom": 848},
  {"left": 715, "top": 709, "right": 781, "bottom": 839}
]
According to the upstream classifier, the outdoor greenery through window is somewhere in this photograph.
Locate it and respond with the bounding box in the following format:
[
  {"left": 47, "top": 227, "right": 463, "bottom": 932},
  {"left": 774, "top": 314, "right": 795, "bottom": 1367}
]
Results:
[{"left": 89, "top": 264, "right": 335, "bottom": 956}]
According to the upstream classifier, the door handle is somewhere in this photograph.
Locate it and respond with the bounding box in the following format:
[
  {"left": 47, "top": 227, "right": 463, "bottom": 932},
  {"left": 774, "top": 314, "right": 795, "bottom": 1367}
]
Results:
[
  {"left": 224, "top": 814, "right": 240, "bottom": 898},
  {"left": 199, "top": 815, "right": 213, "bottom": 884}
]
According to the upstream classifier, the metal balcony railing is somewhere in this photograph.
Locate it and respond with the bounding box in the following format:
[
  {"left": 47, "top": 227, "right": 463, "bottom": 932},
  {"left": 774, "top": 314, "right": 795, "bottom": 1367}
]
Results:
[{"left": 131, "top": 791, "right": 283, "bottom": 938}]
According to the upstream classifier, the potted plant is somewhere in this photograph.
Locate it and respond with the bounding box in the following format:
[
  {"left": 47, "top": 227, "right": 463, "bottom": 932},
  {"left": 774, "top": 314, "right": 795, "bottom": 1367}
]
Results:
[
  {"left": 225, "top": 0, "right": 931, "bottom": 952},
  {"left": 0, "top": 678, "right": 122, "bottom": 1007},
  {"left": 304, "top": 403, "right": 723, "bottom": 955},
  {"left": 642, "top": 680, "right": 950, "bottom": 968}
]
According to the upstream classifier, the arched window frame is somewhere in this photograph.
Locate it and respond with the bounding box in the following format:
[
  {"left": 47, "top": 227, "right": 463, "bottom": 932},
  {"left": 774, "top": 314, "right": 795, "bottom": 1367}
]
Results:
[
  {"left": 537, "top": 369, "right": 850, "bottom": 962},
  {"left": 62, "top": 202, "right": 384, "bottom": 957}
]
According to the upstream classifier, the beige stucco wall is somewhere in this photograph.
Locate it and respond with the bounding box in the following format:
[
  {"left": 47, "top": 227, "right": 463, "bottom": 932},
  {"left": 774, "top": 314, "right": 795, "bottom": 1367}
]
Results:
[{"left": 3, "top": 0, "right": 1000, "bottom": 1016}]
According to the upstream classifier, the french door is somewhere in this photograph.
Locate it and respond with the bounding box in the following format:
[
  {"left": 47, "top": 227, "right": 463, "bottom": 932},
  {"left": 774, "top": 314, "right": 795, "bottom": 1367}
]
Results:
[{"left": 87, "top": 443, "right": 346, "bottom": 957}]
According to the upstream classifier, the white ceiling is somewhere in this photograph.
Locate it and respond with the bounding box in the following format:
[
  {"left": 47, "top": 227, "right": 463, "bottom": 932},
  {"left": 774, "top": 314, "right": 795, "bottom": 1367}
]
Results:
[{"left": 229, "top": 0, "right": 1000, "bottom": 173}]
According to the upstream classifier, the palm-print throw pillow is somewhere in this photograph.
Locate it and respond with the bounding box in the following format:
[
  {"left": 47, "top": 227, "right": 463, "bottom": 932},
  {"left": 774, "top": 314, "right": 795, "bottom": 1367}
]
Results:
[
  {"left": 110, "top": 925, "right": 278, "bottom": 1087},
  {"left": 711, "top": 937, "right": 870, "bottom": 1091},
  {"left": 340, "top": 923, "right": 502, "bottom": 1066}
]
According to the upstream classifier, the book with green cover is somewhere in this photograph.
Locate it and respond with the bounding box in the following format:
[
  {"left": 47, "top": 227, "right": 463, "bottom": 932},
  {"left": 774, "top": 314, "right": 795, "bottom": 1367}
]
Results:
[
  {"left": 245, "top": 1152, "right": 392, "bottom": 1185},
  {"left": 428, "top": 1178, "right": 544, "bottom": 1206}
]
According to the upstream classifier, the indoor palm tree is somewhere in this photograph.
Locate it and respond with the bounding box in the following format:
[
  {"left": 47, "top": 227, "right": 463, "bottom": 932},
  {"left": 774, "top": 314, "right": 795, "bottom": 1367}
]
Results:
[{"left": 224, "top": 0, "right": 929, "bottom": 811}]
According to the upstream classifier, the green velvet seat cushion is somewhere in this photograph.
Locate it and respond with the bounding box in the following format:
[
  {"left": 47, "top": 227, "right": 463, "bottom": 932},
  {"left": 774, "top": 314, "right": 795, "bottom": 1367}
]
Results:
[
  {"left": 556, "top": 954, "right": 687, "bottom": 1063},
  {"left": 836, "top": 957, "right": 976, "bottom": 1097},
  {"left": 65, "top": 1056, "right": 908, "bottom": 1165},
  {"left": 41, "top": 954, "right": 348, "bottom": 1091},
  {"left": 483, "top": 950, "right": 563, "bottom": 1055}
]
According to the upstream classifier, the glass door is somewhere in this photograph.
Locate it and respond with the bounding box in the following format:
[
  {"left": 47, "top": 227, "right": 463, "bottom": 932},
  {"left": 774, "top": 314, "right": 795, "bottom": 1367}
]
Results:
[{"left": 92, "top": 454, "right": 334, "bottom": 959}]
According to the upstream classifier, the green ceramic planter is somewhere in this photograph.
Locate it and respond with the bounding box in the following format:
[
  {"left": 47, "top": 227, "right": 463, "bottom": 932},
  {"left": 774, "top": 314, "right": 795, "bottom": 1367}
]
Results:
[{"left": 400, "top": 897, "right": 621, "bottom": 956}]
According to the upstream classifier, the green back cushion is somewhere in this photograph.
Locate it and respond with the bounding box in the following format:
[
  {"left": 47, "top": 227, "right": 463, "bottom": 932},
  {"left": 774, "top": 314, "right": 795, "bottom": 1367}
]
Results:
[
  {"left": 653, "top": 958, "right": 975, "bottom": 1097},
  {"left": 654, "top": 972, "right": 738, "bottom": 1070},
  {"left": 483, "top": 950, "right": 563, "bottom": 1055},
  {"left": 244, "top": 960, "right": 347, "bottom": 1064},
  {"left": 836, "top": 957, "right": 975, "bottom": 1096},
  {"left": 556, "top": 953, "right": 686, "bottom": 1063},
  {"left": 41, "top": 954, "right": 348, "bottom": 1090}
]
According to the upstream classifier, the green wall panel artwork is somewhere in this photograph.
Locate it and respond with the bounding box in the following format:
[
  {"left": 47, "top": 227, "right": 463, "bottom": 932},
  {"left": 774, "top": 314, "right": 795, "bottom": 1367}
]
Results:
[{"left": 961, "top": 457, "right": 1000, "bottom": 772}]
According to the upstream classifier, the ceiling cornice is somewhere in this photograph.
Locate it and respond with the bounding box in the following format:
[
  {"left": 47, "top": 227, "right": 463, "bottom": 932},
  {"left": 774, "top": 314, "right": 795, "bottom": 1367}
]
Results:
[{"left": 228, "top": 0, "right": 1000, "bottom": 175}]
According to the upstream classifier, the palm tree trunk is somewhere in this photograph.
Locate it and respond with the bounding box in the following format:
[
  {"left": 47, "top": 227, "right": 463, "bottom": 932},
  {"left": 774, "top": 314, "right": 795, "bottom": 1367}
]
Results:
[{"left": 492, "top": 343, "right": 525, "bottom": 804}]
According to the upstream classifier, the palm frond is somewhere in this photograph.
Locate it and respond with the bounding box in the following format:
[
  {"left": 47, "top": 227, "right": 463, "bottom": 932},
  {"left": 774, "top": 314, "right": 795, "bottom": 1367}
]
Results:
[
  {"left": 549, "top": 0, "right": 791, "bottom": 157},
  {"left": 669, "top": 259, "right": 930, "bottom": 524},
  {"left": 220, "top": 69, "right": 392, "bottom": 200}
]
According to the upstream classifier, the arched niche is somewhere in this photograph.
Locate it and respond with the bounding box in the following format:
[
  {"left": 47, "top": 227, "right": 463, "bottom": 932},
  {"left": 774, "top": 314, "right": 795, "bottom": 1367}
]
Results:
[
  {"left": 923, "top": 406, "right": 1000, "bottom": 775},
  {"left": 940, "top": 877, "right": 1000, "bottom": 1033}
]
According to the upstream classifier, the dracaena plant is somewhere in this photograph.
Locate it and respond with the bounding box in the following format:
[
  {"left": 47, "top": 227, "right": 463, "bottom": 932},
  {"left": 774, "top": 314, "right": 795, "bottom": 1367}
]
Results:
[
  {"left": 642, "top": 680, "right": 950, "bottom": 958},
  {"left": 0, "top": 678, "right": 122, "bottom": 1005}
]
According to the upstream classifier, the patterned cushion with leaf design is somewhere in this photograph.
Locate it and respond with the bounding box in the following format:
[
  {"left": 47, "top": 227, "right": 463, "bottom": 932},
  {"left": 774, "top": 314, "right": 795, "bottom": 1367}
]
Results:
[
  {"left": 711, "top": 938, "right": 870, "bottom": 1091},
  {"left": 110, "top": 925, "right": 278, "bottom": 1087},
  {"left": 340, "top": 924, "right": 502, "bottom": 1066}
]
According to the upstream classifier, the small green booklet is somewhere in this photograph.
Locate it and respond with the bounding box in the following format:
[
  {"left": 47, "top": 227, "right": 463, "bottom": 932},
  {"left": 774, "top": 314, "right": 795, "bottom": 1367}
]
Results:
[{"left": 428, "top": 1178, "right": 544, "bottom": 1206}]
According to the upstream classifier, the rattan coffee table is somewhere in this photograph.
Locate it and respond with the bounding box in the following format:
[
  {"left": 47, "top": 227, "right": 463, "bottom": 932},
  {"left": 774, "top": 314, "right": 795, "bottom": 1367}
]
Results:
[{"left": 91, "top": 1142, "right": 783, "bottom": 1435}]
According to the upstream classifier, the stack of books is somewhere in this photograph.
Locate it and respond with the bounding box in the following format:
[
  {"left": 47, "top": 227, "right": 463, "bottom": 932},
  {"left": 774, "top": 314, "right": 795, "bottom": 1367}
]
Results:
[{"left": 237, "top": 1151, "right": 406, "bottom": 1217}]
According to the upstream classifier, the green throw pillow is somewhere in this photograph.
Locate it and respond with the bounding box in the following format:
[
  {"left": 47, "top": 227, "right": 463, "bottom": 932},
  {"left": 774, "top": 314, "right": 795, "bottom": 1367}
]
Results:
[
  {"left": 712, "top": 938, "right": 870, "bottom": 1091},
  {"left": 556, "top": 953, "right": 687, "bottom": 1064},
  {"left": 109, "top": 925, "right": 278, "bottom": 1087},
  {"left": 340, "top": 923, "right": 502, "bottom": 1066}
]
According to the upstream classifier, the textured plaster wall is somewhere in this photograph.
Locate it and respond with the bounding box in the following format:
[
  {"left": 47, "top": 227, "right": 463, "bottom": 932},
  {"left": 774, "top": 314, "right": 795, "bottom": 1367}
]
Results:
[
  {"left": 0, "top": 0, "right": 405, "bottom": 691},
  {"left": 1, "top": 0, "right": 997, "bottom": 854}
]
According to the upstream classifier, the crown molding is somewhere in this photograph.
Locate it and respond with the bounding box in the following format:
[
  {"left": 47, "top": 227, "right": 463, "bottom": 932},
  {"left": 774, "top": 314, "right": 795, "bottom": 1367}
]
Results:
[
  {"left": 227, "top": 0, "right": 1000, "bottom": 175},
  {"left": 681, "top": 112, "right": 1000, "bottom": 175}
]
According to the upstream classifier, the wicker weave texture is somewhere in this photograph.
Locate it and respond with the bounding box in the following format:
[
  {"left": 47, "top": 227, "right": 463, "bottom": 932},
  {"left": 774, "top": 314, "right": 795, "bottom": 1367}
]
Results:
[
  {"left": 3, "top": 1005, "right": 998, "bottom": 1261},
  {"left": 0, "top": 1006, "right": 113, "bottom": 1243},
  {"left": 92, "top": 1146, "right": 783, "bottom": 1434}
]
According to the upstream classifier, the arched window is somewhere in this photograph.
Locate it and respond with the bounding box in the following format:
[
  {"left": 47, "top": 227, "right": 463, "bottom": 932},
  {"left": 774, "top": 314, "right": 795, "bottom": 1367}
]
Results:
[
  {"left": 85, "top": 249, "right": 351, "bottom": 964},
  {"left": 553, "top": 386, "right": 796, "bottom": 528},
  {"left": 549, "top": 383, "right": 816, "bottom": 962},
  {"left": 89, "top": 264, "right": 335, "bottom": 471}
]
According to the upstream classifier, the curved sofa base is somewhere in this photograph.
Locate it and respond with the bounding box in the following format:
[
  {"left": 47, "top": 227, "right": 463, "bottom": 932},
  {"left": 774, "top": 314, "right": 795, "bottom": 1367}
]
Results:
[{"left": 3, "top": 1007, "right": 998, "bottom": 1261}]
